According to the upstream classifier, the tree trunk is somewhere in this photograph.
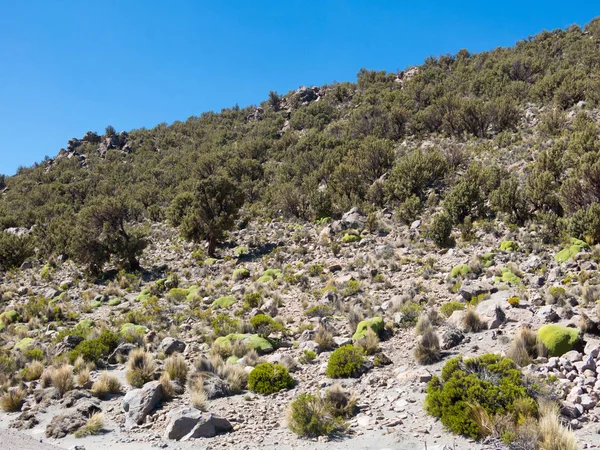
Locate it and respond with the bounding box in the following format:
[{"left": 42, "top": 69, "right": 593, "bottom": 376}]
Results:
[{"left": 208, "top": 233, "right": 217, "bottom": 257}]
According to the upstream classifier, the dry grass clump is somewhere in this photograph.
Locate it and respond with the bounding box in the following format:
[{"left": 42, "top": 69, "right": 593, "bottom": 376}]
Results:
[
  {"left": 0, "top": 387, "right": 26, "bottom": 412},
  {"left": 189, "top": 377, "right": 208, "bottom": 411},
  {"left": 324, "top": 384, "right": 358, "bottom": 418},
  {"left": 74, "top": 412, "right": 104, "bottom": 437},
  {"left": 218, "top": 363, "right": 248, "bottom": 394},
  {"left": 164, "top": 354, "right": 188, "bottom": 383},
  {"left": 355, "top": 328, "right": 380, "bottom": 355},
  {"left": 414, "top": 329, "right": 441, "bottom": 365},
  {"left": 22, "top": 360, "right": 44, "bottom": 381},
  {"left": 507, "top": 327, "right": 542, "bottom": 366},
  {"left": 243, "top": 349, "right": 261, "bottom": 367},
  {"left": 279, "top": 354, "right": 298, "bottom": 372},
  {"left": 314, "top": 326, "right": 334, "bottom": 351},
  {"left": 414, "top": 312, "right": 432, "bottom": 335},
  {"left": 51, "top": 365, "right": 74, "bottom": 397},
  {"left": 126, "top": 348, "right": 155, "bottom": 388},
  {"left": 463, "top": 308, "right": 484, "bottom": 332},
  {"left": 91, "top": 372, "right": 121, "bottom": 398},
  {"left": 40, "top": 367, "right": 54, "bottom": 388},
  {"left": 159, "top": 372, "right": 175, "bottom": 399},
  {"left": 537, "top": 400, "right": 577, "bottom": 450},
  {"left": 75, "top": 367, "right": 91, "bottom": 387}
]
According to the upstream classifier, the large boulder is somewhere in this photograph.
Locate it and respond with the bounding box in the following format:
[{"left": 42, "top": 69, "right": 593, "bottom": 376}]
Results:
[
  {"left": 159, "top": 337, "right": 186, "bottom": 355},
  {"left": 122, "top": 381, "right": 163, "bottom": 428},
  {"left": 46, "top": 414, "right": 86, "bottom": 438},
  {"left": 164, "top": 406, "right": 232, "bottom": 440},
  {"left": 335, "top": 207, "right": 366, "bottom": 231},
  {"left": 475, "top": 299, "right": 506, "bottom": 330},
  {"left": 458, "top": 281, "right": 497, "bottom": 301}
]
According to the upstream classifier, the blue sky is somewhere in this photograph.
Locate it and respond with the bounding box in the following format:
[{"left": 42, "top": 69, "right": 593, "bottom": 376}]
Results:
[{"left": 1, "top": 1, "right": 599, "bottom": 175}]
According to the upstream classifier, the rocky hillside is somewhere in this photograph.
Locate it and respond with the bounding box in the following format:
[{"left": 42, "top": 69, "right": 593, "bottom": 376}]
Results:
[{"left": 1, "top": 18, "right": 600, "bottom": 450}]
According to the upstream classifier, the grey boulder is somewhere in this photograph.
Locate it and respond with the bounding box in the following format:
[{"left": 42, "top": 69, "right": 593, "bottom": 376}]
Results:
[
  {"left": 122, "top": 381, "right": 163, "bottom": 428},
  {"left": 164, "top": 406, "right": 232, "bottom": 440}
]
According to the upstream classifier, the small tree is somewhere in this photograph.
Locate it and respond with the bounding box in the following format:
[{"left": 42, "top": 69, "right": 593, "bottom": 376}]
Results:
[
  {"left": 105, "top": 125, "right": 116, "bottom": 137},
  {"left": 268, "top": 91, "right": 281, "bottom": 111},
  {"left": 71, "top": 198, "right": 147, "bottom": 275},
  {"left": 0, "top": 232, "right": 34, "bottom": 271},
  {"left": 175, "top": 175, "right": 243, "bottom": 256}
]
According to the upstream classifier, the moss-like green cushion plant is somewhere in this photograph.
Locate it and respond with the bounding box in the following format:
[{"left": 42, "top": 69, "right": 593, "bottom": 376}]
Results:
[
  {"left": 440, "top": 301, "right": 465, "bottom": 318},
  {"left": 213, "top": 333, "right": 274, "bottom": 354},
  {"left": 352, "top": 317, "right": 384, "bottom": 341},
  {"left": 425, "top": 354, "right": 532, "bottom": 439},
  {"left": 212, "top": 296, "right": 237, "bottom": 309},
  {"left": 248, "top": 363, "right": 294, "bottom": 394},
  {"left": 232, "top": 268, "right": 250, "bottom": 280},
  {"left": 341, "top": 233, "right": 360, "bottom": 243},
  {"left": 15, "top": 337, "right": 34, "bottom": 352},
  {"left": 537, "top": 324, "right": 581, "bottom": 357},
  {"left": 494, "top": 268, "right": 521, "bottom": 285},
  {"left": 499, "top": 240, "right": 519, "bottom": 252},
  {"left": 450, "top": 264, "right": 471, "bottom": 278},
  {"left": 326, "top": 345, "right": 365, "bottom": 378}
]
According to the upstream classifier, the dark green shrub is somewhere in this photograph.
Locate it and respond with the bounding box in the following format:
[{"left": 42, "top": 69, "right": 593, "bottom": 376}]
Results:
[
  {"left": 69, "top": 339, "right": 109, "bottom": 363},
  {"left": 427, "top": 212, "right": 453, "bottom": 247},
  {"left": 211, "top": 314, "right": 240, "bottom": 336},
  {"left": 288, "top": 393, "right": 345, "bottom": 437},
  {"left": 248, "top": 363, "right": 294, "bottom": 394},
  {"left": 326, "top": 345, "right": 365, "bottom": 378},
  {"left": 440, "top": 301, "right": 465, "bottom": 318},
  {"left": 244, "top": 291, "right": 262, "bottom": 308},
  {"left": 0, "top": 232, "right": 33, "bottom": 270},
  {"left": 250, "top": 314, "right": 283, "bottom": 337},
  {"left": 24, "top": 348, "right": 44, "bottom": 361},
  {"left": 425, "top": 354, "right": 531, "bottom": 439}
]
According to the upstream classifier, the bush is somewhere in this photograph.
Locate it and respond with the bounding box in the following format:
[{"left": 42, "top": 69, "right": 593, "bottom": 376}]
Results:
[
  {"left": 288, "top": 393, "right": 344, "bottom": 437},
  {"left": 247, "top": 363, "right": 294, "bottom": 394},
  {"left": 0, "top": 232, "right": 33, "bottom": 271},
  {"left": 537, "top": 324, "right": 582, "bottom": 357},
  {"left": 341, "top": 233, "right": 360, "bottom": 243},
  {"left": 499, "top": 240, "right": 519, "bottom": 252},
  {"left": 51, "top": 365, "right": 74, "bottom": 397},
  {"left": 507, "top": 327, "right": 540, "bottom": 366},
  {"left": 212, "top": 296, "right": 237, "bottom": 309},
  {"left": 326, "top": 345, "right": 365, "bottom": 378},
  {"left": 425, "top": 354, "right": 531, "bottom": 439},
  {"left": 427, "top": 212, "right": 453, "bottom": 247},
  {"left": 0, "top": 387, "right": 26, "bottom": 412},
  {"left": 74, "top": 412, "right": 104, "bottom": 437},
  {"left": 250, "top": 314, "right": 283, "bottom": 337},
  {"left": 450, "top": 264, "right": 471, "bottom": 278},
  {"left": 463, "top": 308, "right": 484, "bottom": 332},
  {"left": 440, "top": 301, "right": 465, "bottom": 318}
]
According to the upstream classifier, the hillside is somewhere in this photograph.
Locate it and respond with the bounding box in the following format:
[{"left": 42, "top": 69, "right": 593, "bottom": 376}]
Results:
[{"left": 1, "top": 18, "right": 600, "bottom": 450}]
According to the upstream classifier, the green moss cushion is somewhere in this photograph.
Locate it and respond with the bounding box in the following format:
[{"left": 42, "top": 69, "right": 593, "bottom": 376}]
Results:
[
  {"left": 213, "top": 333, "right": 274, "bottom": 354},
  {"left": 537, "top": 324, "right": 581, "bottom": 357},
  {"left": 352, "top": 317, "right": 384, "bottom": 341},
  {"left": 212, "top": 296, "right": 237, "bottom": 309}
]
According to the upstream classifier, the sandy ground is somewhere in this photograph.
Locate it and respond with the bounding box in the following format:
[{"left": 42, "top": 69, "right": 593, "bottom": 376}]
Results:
[{"left": 0, "top": 428, "right": 65, "bottom": 450}]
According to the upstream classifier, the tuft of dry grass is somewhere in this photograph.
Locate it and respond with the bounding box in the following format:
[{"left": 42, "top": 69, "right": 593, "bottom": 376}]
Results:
[
  {"left": 74, "top": 412, "right": 104, "bottom": 437},
  {"left": 279, "top": 354, "right": 298, "bottom": 372},
  {"left": 468, "top": 402, "right": 494, "bottom": 438},
  {"left": 190, "top": 377, "right": 208, "bottom": 411},
  {"left": 414, "top": 313, "right": 432, "bottom": 335},
  {"left": 219, "top": 364, "right": 247, "bottom": 394},
  {"left": 91, "top": 372, "right": 121, "bottom": 398},
  {"left": 243, "top": 349, "right": 261, "bottom": 367},
  {"left": 414, "top": 329, "right": 441, "bottom": 365},
  {"left": 537, "top": 400, "right": 578, "bottom": 450},
  {"left": 463, "top": 308, "right": 484, "bottom": 333},
  {"left": 22, "top": 360, "right": 44, "bottom": 381},
  {"left": 164, "top": 354, "right": 188, "bottom": 383},
  {"left": 0, "top": 387, "right": 26, "bottom": 412},
  {"left": 40, "top": 367, "right": 54, "bottom": 388},
  {"left": 314, "top": 326, "right": 334, "bottom": 351},
  {"left": 507, "top": 327, "right": 540, "bottom": 366},
  {"left": 159, "top": 372, "right": 175, "bottom": 399},
  {"left": 325, "top": 384, "right": 357, "bottom": 418},
  {"left": 355, "top": 328, "right": 380, "bottom": 355},
  {"left": 51, "top": 365, "right": 74, "bottom": 397},
  {"left": 126, "top": 348, "right": 155, "bottom": 388},
  {"left": 75, "top": 367, "right": 91, "bottom": 387}
]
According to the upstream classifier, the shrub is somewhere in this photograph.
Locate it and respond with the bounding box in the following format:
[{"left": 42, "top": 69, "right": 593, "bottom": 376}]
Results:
[
  {"left": 425, "top": 354, "right": 530, "bottom": 439},
  {"left": 341, "top": 233, "right": 360, "bottom": 243},
  {"left": 159, "top": 372, "right": 175, "bottom": 399},
  {"left": 22, "top": 360, "right": 44, "bottom": 381},
  {"left": 355, "top": 328, "right": 380, "bottom": 355},
  {"left": 0, "top": 387, "right": 26, "bottom": 412},
  {"left": 440, "top": 301, "right": 465, "bottom": 318},
  {"left": 537, "top": 324, "right": 581, "bottom": 357},
  {"left": 212, "top": 296, "right": 237, "bottom": 309},
  {"left": 499, "top": 240, "right": 519, "bottom": 252},
  {"left": 326, "top": 345, "right": 365, "bottom": 378},
  {"left": 91, "top": 371, "right": 122, "bottom": 398},
  {"left": 396, "top": 301, "right": 422, "bottom": 326},
  {"left": 250, "top": 314, "right": 283, "bottom": 337},
  {"left": 247, "top": 363, "right": 294, "bottom": 394},
  {"left": 126, "top": 348, "right": 155, "bottom": 387},
  {"left": 288, "top": 393, "right": 346, "bottom": 437},
  {"left": 69, "top": 339, "right": 108, "bottom": 364},
  {"left": 244, "top": 291, "right": 262, "bottom": 308},
  {"left": 0, "top": 232, "right": 34, "bottom": 271},
  {"left": 427, "top": 212, "right": 453, "bottom": 247},
  {"left": 414, "top": 329, "right": 441, "bottom": 364},
  {"left": 232, "top": 268, "right": 250, "bottom": 280},
  {"left": 507, "top": 296, "right": 520, "bottom": 307}
]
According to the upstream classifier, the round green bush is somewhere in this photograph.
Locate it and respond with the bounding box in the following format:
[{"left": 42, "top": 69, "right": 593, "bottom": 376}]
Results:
[
  {"left": 425, "top": 354, "right": 530, "bottom": 439},
  {"left": 326, "top": 345, "right": 365, "bottom": 378},
  {"left": 537, "top": 324, "right": 582, "bottom": 357},
  {"left": 440, "top": 301, "right": 465, "bottom": 318},
  {"left": 248, "top": 363, "right": 294, "bottom": 394}
]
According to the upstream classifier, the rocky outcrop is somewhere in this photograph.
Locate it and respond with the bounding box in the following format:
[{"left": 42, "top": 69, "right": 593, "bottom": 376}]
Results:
[
  {"left": 122, "top": 381, "right": 163, "bottom": 428},
  {"left": 163, "top": 406, "right": 232, "bottom": 440}
]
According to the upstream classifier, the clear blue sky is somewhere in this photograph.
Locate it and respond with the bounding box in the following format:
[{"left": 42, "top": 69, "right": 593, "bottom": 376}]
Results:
[{"left": 1, "top": 1, "right": 599, "bottom": 175}]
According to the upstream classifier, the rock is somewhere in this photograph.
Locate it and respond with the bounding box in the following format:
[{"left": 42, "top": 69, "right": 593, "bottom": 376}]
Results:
[
  {"left": 44, "top": 288, "right": 60, "bottom": 299},
  {"left": 46, "top": 413, "right": 86, "bottom": 438},
  {"left": 561, "top": 402, "right": 583, "bottom": 418},
  {"left": 475, "top": 299, "right": 505, "bottom": 329},
  {"left": 441, "top": 327, "right": 464, "bottom": 350},
  {"left": 337, "top": 207, "right": 366, "bottom": 230},
  {"left": 333, "top": 336, "right": 353, "bottom": 347},
  {"left": 63, "top": 335, "right": 84, "bottom": 350},
  {"left": 580, "top": 394, "right": 596, "bottom": 410},
  {"left": 164, "top": 406, "right": 232, "bottom": 440},
  {"left": 563, "top": 350, "right": 583, "bottom": 363},
  {"left": 536, "top": 305, "right": 559, "bottom": 323},
  {"left": 108, "top": 342, "right": 136, "bottom": 363},
  {"left": 458, "top": 282, "right": 496, "bottom": 301},
  {"left": 202, "top": 374, "right": 230, "bottom": 399},
  {"left": 122, "top": 381, "right": 163, "bottom": 428},
  {"left": 522, "top": 255, "right": 543, "bottom": 272},
  {"left": 159, "top": 337, "right": 186, "bottom": 355},
  {"left": 447, "top": 310, "right": 467, "bottom": 329}
]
